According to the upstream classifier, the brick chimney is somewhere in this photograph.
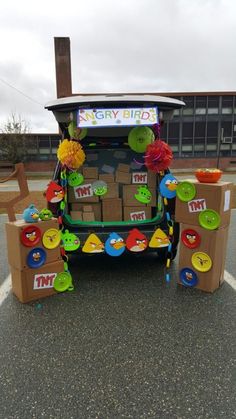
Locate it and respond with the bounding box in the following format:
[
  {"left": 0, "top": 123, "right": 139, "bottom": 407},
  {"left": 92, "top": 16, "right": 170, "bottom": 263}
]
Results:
[{"left": 54, "top": 37, "right": 72, "bottom": 98}]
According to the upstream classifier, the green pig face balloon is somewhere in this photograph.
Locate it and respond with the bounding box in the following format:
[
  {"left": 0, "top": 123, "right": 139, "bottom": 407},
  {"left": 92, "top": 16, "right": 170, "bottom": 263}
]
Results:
[
  {"left": 39, "top": 208, "right": 53, "bottom": 221},
  {"left": 135, "top": 185, "right": 152, "bottom": 204},
  {"left": 61, "top": 229, "right": 80, "bottom": 251},
  {"left": 92, "top": 180, "right": 108, "bottom": 196},
  {"left": 68, "top": 172, "right": 84, "bottom": 187}
]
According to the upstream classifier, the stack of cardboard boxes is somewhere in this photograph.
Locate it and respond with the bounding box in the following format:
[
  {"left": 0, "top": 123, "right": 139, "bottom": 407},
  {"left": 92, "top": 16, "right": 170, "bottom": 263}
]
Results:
[
  {"left": 175, "top": 180, "right": 233, "bottom": 292},
  {"left": 68, "top": 164, "right": 157, "bottom": 222},
  {"left": 5, "top": 218, "right": 63, "bottom": 303}
]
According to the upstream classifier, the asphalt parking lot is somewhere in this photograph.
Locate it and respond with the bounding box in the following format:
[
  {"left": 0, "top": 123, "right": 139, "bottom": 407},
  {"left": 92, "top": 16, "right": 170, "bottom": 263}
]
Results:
[{"left": 0, "top": 178, "right": 236, "bottom": 418}]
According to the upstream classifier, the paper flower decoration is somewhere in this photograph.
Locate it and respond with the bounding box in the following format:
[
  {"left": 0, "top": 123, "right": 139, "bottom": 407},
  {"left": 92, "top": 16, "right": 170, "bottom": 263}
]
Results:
[
  {"left": 57, "top": 139, "right": 85, "bottom": 170},
  {"left": 145, "top": 139, "right": 173, "bottom": 173}
]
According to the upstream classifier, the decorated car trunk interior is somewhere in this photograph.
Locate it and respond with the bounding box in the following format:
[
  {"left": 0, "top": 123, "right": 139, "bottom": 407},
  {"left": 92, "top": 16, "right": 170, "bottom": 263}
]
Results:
[{"left": 5, "top": 105, "right": 233, "bottom": 303}]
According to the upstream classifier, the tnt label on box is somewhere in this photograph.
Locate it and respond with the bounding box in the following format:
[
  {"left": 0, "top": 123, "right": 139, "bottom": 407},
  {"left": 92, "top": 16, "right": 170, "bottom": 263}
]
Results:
[
  {"left": 74, "top": 184, "right": 93, "bottom": 199},
  {"left": 188, "top": 199, "right": 206, "bottom": 213},
  {"left": 130, "top": 211, "right": 146, "bottom": 221},
  {"left": 33, "top": 272, "right": 57, "bottom": 290},
  {"left": 132, "top": 172, "right": 147, "bottom": 184}
]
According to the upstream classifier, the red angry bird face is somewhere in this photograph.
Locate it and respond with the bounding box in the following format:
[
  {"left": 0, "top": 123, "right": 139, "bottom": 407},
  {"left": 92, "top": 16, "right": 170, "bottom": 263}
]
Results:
[
  {"left": 45, "top": 181, "right": 64, "bottom": 203},
  {"left": 126, "top": 229, "right": 148, "bottom": 252}
]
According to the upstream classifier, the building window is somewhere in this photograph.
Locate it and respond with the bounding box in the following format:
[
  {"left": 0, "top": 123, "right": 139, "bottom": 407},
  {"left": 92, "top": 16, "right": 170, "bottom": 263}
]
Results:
[
  {"left": 208, "top": 95, "right": 219, "bottom": 108},
  {"left": 183, "top": 108, "right": 194, "bottom": 115},
  {"left": 195, "top": 108, "right": 206, "bottom": 115},
  {"left": 208, "top": 108, "right": 218, "bottom": 114},
  {"left": 222, "top": 108, "right": 232, "bottom": 114},
  {"left": 196, "top": 96, "right": 207, "bottom": 107}
]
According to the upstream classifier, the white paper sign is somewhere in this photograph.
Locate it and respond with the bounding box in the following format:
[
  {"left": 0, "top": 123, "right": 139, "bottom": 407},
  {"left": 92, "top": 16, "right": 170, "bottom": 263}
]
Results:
[
  {"left": 34, "top": 273, "right": 57, "bottom": 290},
  {"left": 130, "top": 211, "right": 146, "bottom": 221},
  {"left": 224, "top": 190, "right": 231, "bottom": 211},
  {"left": 132, "top": 172, "right": 148, "bottom": 184},
  {"left": 74, "top": 183, "right": 93, "bottom": 199},
  {"left": 188, "top": 199, "right": 206, "bottom": 213},
  {"left": 77, "top": 107, "right": 158, "bottom": 128}
]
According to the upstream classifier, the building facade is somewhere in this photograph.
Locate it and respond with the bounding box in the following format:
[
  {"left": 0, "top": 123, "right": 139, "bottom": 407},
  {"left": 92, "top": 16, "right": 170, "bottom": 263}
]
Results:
[{"left": 1, "top": 92, "right": 236, "bottom": 173}]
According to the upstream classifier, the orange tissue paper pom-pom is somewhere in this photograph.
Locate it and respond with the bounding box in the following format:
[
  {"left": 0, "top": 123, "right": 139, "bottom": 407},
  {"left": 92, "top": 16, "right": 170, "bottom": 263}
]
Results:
[
  {"left": 57, "top": 139, "right": 86, "bottom": 169},
  {"left": 145, "top": 139, "right": 173, "bottom": 173}
]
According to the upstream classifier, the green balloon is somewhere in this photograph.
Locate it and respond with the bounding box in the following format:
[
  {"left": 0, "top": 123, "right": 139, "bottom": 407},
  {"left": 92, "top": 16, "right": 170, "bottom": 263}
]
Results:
[
  {"left": 128, "top": 126, "right": 155, "bottom": 153},
  {"left": 68, "top": 121, "right": 87, "bottom": 140}
]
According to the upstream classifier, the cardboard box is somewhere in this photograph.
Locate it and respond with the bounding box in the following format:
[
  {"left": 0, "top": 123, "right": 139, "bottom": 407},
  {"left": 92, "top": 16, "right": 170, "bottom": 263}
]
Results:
[
  {"left": 67, "top": 182, "right": 99, "bottom": 203},
  {"left": 71, "top": 203, "right": 102, "bottom": 221},
  {"left": 178, "top": 223, "right": 229, "bottom": 292},
  {"left": 5, "top": 219, "right": 62, "bottom": 270},
  {"left": 11, "top": 260, "right": 64, "bottom": 303},
  {"left": 175, "top": 180, "right": 233, "bottom": 228},
  {"left": 82, "top": 166, "right": 98, "bottom": 179},
  {"left": 117, "top": 163, "right": 130, "bottom": 173},
  {"left": 123, "top": 185, "right": 156, "bottom": 207},
  {"left": 115, "top": 170, "right": 131, "bottom": 184},
  {"left": 123, "top": 206, "right": 152, "bottom": 221},
  {"left": 70, "top": 211, "right": 83, "bottom": 221},
  {"left": 99, "top": 174, "right": 115, "bottom": 183},
  {"left": 102, "top": 199, "right": 122, "bottom": 221},
  {"left": 147, "top": 171, "right": 157, "bottom": 188},
  {"left": 83, "top": 205, "right": 93, "bottom": 212},
  {"left": 82, "top": 212, "right": 95, "bottom": 222},
  {"left": 100, "top": 182, "right": 119, "bottom": 200}
]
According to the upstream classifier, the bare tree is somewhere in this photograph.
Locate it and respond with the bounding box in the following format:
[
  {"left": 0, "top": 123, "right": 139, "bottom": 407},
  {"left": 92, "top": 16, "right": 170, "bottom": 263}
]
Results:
[{"left": 0, "top": 114, "right": 32, "bottom": 163}]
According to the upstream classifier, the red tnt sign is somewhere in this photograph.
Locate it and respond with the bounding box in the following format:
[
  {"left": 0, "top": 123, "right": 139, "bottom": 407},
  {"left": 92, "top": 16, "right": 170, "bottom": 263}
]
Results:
[
  {"left": 74, "top": 184, "right": 93, "bottom": 199},
  {"left": 188, "top": 199, "right": 206, "bottom": 213},
  {"left": 130, "top": 211, "right": 146, "bottom": 221},
  {"left": 132, "top": 172, "right": 147, "bottom": 184},
  {"left": 33, "top": 273, "right": 57, "bottom": 290}
]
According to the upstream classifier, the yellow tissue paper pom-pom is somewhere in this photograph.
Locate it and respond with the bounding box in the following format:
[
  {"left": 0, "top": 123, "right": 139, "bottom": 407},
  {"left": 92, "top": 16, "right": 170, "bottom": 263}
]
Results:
[{"left": 57, "top": 139, "right": 86, "bottom": 169}]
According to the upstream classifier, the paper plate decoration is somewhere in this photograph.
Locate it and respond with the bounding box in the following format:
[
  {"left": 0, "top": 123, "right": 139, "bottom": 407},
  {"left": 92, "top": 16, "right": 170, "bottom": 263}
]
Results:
[
  {"left": 128, "top": 126, "right": 155, "bottom": 153},
  {"left": 57, "top": 139, "right": 86, "bottom": 170},
  {"left": 67, "top": 171, "right": 84, "bottom": 187},
  {"left": 23, "top": 204, "right": 39, "bottom": 223},
  {"left": 179, "top": 268, "right": 198, "bottom": 287},
  {"left": 42, "top": 229, "right": 61, "bottom": 250},
  {"left": 145, "top": 139, "right": 173, "bottom": 173},
  {"left": 176, "top": 181, "right": 196, "bottom": 202},
  {"left": 45, "top": 181, "right": 65, "bottom": 203},
  {"left": 159, "top": 174, "right": 178, "bottom": 199},
  {"left": 191, "top": 252, "right": 212, "bottom": 272},
  {"left": 27, "top": 247, "right": 46, "bottom": 268},
  {"left": 61, "top": 230, "right": 80, "bottom": 251},
  {"left": 21, "top": 225, "right": 41, "bottom": 247},
  {"left": 134, "top": 185, "right": 152, "bottom": 204},
  {"left": 126, "top": 229, "right": 148, "bottom": 252},
  {"left": 181, "top": 229, "right": 201, "bottom": 249},
  {"left": 92, "top": 180, "right": 108, "bottom": 196},
  {"left": 39, "top": 208, "right": 53, "bottom": 221},
  {"left": 149, "top": 228, "right": 170, "bottom": 248},
  {"left": 198, "top": 209, "right": 221, "bottom": 230},
  {"left": 53, "top": 271, "right": 73, "bottom": 292},
  {"left": 82, "top": 233, "right": 104, "bottom": 253},
  {"left": 68, "top": 121, "right": 87, "bottom": 140},
  {"left": 105, "top": 233, "right": 126, "bottom": 256}
]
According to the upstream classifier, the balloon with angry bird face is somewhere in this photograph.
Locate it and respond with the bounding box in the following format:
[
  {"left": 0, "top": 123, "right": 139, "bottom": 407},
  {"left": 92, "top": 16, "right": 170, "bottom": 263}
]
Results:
[
  {"left": 23, "top": 204, "right": 40, "bottom": 223},
  {"left": 105, "top": 233, "right": 126, "bottom": 256},
  {"left": 126, "top": 229, "right": 148, "bottom": 252},
  {"left": 45, "top": 181, "right": 64, "bottom": 203},
  {"left": 159, "top": 174, "right": 178, "bottom": 199}
]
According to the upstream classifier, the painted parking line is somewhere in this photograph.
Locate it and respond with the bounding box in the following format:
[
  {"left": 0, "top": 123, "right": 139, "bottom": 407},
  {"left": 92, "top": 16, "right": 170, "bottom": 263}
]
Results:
[
  {"left": 0, "top": 274, "right": 11, "bottom": 306},
  {"left": 0, "top": 270, "right": 235, "bottom": 307}
]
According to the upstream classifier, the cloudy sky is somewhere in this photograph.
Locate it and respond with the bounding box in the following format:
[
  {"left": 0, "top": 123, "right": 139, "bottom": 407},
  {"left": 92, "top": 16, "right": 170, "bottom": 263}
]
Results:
[{"left": 0, "top": 0, "right": 236, "bottom": 133}]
